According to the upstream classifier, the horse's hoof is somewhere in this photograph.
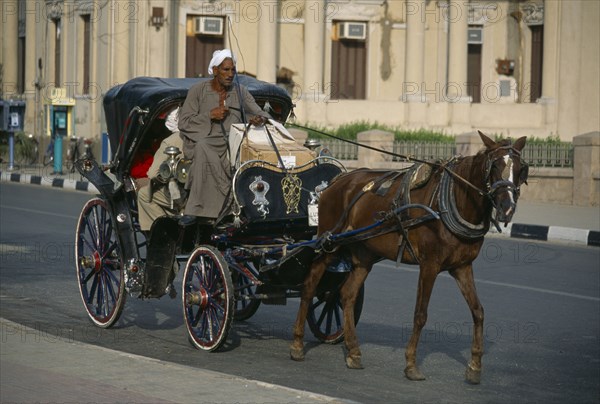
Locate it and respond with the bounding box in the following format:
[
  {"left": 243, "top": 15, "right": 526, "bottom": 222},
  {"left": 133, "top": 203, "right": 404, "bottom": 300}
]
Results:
[
  {"left": 346, "top": 355, "right": 364, "bottom": 369},
  {"left": 404, "top": 366, "right": 426, "bottom": 381},
  {"left": 290, "top": 345, "right": 305, "bottom": 362},
  {"left": 465, "top": 365, "right": 481, "bottom": 384}
]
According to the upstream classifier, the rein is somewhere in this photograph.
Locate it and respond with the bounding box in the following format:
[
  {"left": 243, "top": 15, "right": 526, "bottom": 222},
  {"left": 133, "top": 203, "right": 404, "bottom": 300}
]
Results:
[{"left": 289, "top": 123, "right": 515, "bottom": 200}]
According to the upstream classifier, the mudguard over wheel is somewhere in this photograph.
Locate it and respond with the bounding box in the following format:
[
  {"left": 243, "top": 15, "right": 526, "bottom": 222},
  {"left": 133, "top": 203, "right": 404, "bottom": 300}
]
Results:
[
  {"left": 182, "top": 245, "right": 234, "bottom": 351},
  {"left": 308, "top": 282, "right": 364, "bottom": 344},
  {"left": 75, "top": 198, "right": 126, "bottom": 328}
]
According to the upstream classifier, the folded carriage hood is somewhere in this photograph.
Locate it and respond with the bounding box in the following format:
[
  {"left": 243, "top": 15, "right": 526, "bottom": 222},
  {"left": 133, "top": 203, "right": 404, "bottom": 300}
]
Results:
[{"left": 103, "top": 76, "right": 293, "bottom": 156}]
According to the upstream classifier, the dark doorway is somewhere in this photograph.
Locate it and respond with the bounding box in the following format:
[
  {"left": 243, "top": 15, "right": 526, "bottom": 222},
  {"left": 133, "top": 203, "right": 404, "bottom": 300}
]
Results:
[
  {"left": 530, "top": 25, "right": 544, "bottom": 102},
  {"left": 467, "top": 44, "right": 482, "bottom": 103},
  {"left": 330, "top": 39, "right": 367, "bottom": 100}
]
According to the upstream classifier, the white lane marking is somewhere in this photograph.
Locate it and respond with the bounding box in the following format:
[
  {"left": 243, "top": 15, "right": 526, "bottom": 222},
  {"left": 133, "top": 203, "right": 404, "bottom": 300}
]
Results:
[
  {"left": 0, "top": 205, "right": 78, "bottom": 220},
  {"left": 378, "top": 261, "right": 600, "bottom": 302}
]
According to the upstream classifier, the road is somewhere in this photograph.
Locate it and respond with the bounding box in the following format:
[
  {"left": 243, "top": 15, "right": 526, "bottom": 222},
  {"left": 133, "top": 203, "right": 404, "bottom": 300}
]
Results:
[{"left": 1, "top": 183, "right": 599, "bottom": 403}]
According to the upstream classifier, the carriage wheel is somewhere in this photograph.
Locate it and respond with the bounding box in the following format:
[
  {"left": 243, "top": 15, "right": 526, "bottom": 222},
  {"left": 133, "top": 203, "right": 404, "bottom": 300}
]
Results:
[
  {"left": 182, "top": 245, "right": 234, "bottom": 351},
  {"left": 308, "top": 283, "right": 364, "bottom": 344},
  {"left": 232, "top": 268, "right": 261, "bottom": 321},
  {"left": 75, "top": 198, "right": 126, "bottom": 328}
]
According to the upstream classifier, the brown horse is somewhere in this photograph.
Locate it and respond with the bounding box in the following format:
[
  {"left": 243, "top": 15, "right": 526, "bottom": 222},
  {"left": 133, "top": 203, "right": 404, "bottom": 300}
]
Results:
[{"left": 290, "top": 132, "right": 528, "bottom": 384}]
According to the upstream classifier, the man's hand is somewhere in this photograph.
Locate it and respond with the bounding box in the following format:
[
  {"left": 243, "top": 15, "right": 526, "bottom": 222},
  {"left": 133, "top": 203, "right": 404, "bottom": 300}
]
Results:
[
  {"left": 210, "top": 105, "right": 229, "bottom": 121},
  {"left": 249, "top": 115, "right": 267, "bottom": 126}
]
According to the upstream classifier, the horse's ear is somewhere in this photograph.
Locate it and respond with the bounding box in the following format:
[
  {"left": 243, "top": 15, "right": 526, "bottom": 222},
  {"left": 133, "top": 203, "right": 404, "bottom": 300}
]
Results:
[
  {"left": 478, "top": 131, "right": 496, "bottom": 149},
  {"left": 513, "top": 136, "right": 527, "bottom": 151}
]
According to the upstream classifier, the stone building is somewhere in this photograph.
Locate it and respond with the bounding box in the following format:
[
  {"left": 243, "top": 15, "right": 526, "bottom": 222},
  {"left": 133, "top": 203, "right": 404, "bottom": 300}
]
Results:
[{"left": 1, "top": 0, "right": 598, "bottom": 145}]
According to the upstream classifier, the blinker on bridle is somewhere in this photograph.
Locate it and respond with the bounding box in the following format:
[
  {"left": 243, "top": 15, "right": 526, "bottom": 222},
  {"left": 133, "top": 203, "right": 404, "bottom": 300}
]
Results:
[{"left": 484, "top": 145, "right": 528, "bottom": 201}]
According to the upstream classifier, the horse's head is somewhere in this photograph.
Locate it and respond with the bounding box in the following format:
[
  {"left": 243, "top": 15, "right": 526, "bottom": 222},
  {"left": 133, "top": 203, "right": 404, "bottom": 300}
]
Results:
[{"left": 479, "top": 131, "right": 528, "bottom": 225}]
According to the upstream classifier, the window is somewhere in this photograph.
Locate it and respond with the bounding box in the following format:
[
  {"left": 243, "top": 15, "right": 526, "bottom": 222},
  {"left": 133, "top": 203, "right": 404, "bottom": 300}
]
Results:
[
  {"left": 54, "top": 19, "right": 61, "bottom": 87},
  {"left": 185, "top": 16, "right": 224, "bottom": 78},
  {"left": 82, "top": 14, "right": 91, "bottom": 94},
  {"left": 530, "top": 25, "right": 544, "bottom": 102},
  {"left": 17, "top": 1, "right": 26, "bottom": 93},
  {"left": 467, "top": 25, "right": 483, "bottom": 103},
  {"left": 330, "top": 22, "right": 367, "bottom": 100}
]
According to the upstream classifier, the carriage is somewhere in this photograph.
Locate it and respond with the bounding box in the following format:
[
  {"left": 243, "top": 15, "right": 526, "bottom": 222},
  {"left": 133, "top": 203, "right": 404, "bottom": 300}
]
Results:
[{"left": 74, "top": 75, "right": 365, "bottom": 351}]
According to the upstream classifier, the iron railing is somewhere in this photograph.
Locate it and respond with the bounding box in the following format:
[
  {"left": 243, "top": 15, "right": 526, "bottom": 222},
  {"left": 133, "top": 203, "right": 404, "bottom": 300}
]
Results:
[
  {"left": 320, "top": 140, "right": 359, "bottom": 160},
  {"left": 392, "top": 141, "right": 456, "bottom": 162},
  {"left": 317, "top": 139, "right": 574, "bottom": 168},
  {"left": 520, "top": 142, "right": 573, "bottom": 168}
]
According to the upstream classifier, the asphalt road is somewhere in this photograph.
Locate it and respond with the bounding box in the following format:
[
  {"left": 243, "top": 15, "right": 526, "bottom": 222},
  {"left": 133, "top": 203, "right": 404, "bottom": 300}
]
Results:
[{"left": 1, "top": 183, "right": 599, "bottom": 404}]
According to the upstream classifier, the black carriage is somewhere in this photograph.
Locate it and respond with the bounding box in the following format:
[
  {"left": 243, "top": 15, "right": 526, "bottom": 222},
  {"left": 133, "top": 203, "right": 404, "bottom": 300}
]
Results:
[{"left": 74, "top": 76, "right": 364, "bottom": 351}]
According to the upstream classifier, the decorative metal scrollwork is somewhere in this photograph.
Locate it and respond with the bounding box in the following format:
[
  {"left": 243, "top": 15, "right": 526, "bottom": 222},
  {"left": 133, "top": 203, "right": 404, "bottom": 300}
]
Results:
[
  {"left": 281, "top": 174, "right": 302, "bottom": 214},
  {"left": 249, "top": 176, "right": 270, "bottom": 218}
]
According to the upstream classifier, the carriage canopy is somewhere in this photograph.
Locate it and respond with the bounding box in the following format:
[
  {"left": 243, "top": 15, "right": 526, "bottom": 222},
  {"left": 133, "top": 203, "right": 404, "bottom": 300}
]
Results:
[{"left": 102, "top": 76, "right": 294, "bottom": 169}]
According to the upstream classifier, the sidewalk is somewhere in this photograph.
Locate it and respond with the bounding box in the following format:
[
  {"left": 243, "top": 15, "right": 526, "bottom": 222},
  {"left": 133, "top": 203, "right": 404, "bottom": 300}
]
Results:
[
  {"left": 0, "top": 319, "right": 353, "bottom": 404},
  {"left": 3, "top": 164, "right": 598, "bottom": 246},
  {"left": 490, "top": 199, "right": 600, "bottom": 246}
]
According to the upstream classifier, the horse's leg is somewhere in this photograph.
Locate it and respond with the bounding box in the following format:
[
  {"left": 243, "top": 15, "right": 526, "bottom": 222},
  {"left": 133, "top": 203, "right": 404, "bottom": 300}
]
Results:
[
  {"left": 340, "top": 264, "right": 370, "bottom": 369},
  {"left": 449, "top": 264, "right": 484, "bottom": 384},
  {"left": 404, "top": 263, "right": 438, "bottom": 381},
  {"left": 290, "top": 255, "right": 330, "bottom": 361}
]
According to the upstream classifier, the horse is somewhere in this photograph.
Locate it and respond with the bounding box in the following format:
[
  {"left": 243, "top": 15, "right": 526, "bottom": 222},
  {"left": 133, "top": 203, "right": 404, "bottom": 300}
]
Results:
[{"left": 290, "top": 132, "right": 528, "bottom": 384}]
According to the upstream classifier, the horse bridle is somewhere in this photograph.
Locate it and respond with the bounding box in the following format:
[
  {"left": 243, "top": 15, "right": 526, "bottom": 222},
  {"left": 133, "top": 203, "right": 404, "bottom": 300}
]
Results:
[
  {"left": 482, "top": 145, "right": 528, "bottom": 203},
  {"left": 440, "top": 144, "right": 527, "bottom": 203}
]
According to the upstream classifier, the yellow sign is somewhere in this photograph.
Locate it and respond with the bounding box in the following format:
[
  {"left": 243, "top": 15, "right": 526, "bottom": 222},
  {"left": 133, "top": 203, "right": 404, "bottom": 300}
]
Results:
[{"left": 43, "top": 87, "right": 76, "bottom": 106}]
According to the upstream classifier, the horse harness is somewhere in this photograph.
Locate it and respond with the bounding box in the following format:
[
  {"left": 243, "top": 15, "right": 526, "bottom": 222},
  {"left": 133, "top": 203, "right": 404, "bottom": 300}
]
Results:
[{"left": 320, "top": 143, "right": 528, "bottom": 265}]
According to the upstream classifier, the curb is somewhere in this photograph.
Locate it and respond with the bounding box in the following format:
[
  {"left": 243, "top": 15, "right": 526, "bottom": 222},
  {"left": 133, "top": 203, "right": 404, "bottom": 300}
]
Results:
[
  {"left": 0, "top": 171, "right": 98, "bottom": 194},
  {"left": 489, "top": 223, "right": 600, "bottom": 247}
]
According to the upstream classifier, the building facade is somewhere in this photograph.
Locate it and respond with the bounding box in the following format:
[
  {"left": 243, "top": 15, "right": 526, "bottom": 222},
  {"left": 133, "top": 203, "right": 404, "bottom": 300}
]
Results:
[{"left": 1, "top": 0, "right": 598, "bottom": 147}]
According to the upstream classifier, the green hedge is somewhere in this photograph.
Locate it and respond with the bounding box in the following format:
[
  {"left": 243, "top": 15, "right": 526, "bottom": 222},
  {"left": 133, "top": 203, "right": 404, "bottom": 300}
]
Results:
[{"left": 293, "top": 121, "right": 454, "bottom": 142}]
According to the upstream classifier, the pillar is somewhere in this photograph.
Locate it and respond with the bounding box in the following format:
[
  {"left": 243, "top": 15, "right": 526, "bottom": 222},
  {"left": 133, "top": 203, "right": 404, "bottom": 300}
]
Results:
[
  {"left": 573, "top": 132, "right": 600, "bottom": 206},
  {"left": 556, "top": 1, "right": 582, "bottom": 139},
  {"left": 25, "top": 0, "right": 38, "bottom": 136},
  {"left": 112, "top": 0, "right": 131, "bottom": 84},
  {"left": 539, "top": 0, "right": 559, "bottom": 130},
  {"left": 257, "top": 1, "right": 277, "bottom": 83},
  {"left": 2, "top": 0, "right": 19, "bottom": 96},
  {"left": 357, "top": 130, "right": 394, "bottom": 168},
  {"left": 447, "top": 0, "right": 469, "bottom": 101},
  {"left": 303, "top": 0, "right": 325, "bottom": 99},
  {"left": 403, "top": 0, "right": 425, "bottom": 101}
]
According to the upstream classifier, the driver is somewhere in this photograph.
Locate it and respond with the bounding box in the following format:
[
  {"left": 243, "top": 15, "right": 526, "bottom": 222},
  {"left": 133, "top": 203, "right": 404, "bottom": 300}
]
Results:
[{"left": 178, "top": 49, "right": 271, "bottom": 225}]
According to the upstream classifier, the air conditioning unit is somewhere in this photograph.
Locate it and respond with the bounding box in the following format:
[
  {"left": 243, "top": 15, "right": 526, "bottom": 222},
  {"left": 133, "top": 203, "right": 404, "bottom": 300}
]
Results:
[
  {"left": 337, "top": 22, "right": 367, "bottom": 40},
  {"left": 194, "top": 16, "right": 224, "bottom": 36},
  {"left": 467, "top": 27, "right": 483, "bottom": 44}
]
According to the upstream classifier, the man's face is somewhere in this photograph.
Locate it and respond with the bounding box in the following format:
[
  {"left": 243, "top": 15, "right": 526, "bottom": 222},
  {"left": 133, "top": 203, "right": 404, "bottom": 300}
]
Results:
[{"left": 214, "top": 58, "right": 235, "bottom": 89}]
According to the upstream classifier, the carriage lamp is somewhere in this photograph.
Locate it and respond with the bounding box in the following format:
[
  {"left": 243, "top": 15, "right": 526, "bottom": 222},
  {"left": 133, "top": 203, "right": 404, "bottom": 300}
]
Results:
[
  {"left": 157, "top": 146, "right": 182, "bottom": 182},
  {"left": 304, "top": 139, "right": 321, "bottom": 151},
  {"left": 175, "top": 159, "right": 192, "bottom": 184}
]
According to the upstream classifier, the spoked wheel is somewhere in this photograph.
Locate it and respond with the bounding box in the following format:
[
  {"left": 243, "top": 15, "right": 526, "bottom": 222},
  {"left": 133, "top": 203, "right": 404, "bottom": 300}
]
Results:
[
  {"left": 182, "top": 245, "right": 234, "bottom": 351},
  {"left": 75, "top": 198, "right": 126, "bottom": 328},
  {"left": 308, "top": 280, "right": 364, "bottom": 344},
  {"left": 232, "top": 267, "right": 261, "bottom": 321}
]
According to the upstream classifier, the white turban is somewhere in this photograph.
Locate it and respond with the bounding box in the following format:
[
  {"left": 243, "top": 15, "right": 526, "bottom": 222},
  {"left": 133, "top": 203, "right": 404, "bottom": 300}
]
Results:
[
  {"left": 208, "top": 49, "right": 236, "bottom": 75},
  {"left": 165, "top": 107, "right": 179, "bottom": 133}
]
